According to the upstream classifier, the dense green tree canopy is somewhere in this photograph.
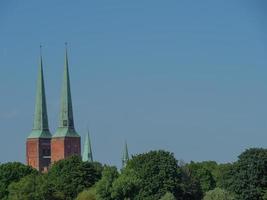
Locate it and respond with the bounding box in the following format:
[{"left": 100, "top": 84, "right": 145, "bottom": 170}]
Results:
[
  {"left": 7, "top": 174, "right": 56, "bottom": 200},
  {"left": 6, "top": 157, "right": 102, "bottom": 200},
  {"left": 111, "top": 169, "right": 141, "bottom": 200},
  {"left": 214, "top": 163, "right": 234, "bottom": 190},
  {"left": 95, "top": 166, "right": 119, "bottom": 200},
  {"left": 229, "top": 148, "right": 267, "bottom": 200},
  {"left": 179, "top": 165, "right": 203, "bottom": 200},
  {"left": 125, "top": 150, "right": 182, "bottom": 200},
  {"left": 1, "top": 148, "right": 266, "bottom": 200},
  {"left": 186, "top": 161, "right": 216, "bottom": 193},
  {"left": 48, "top": 156, "right": 102, "bottom": 200},
  {"left": 0, "top": 162, "right": 37, "bottom": 199}
]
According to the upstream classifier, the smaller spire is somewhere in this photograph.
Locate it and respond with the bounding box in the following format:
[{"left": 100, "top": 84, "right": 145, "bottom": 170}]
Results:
[
  {"left": 82, "top": 130, "right": 93, "bottom": 162},
  {"left": 122, "top": 140, "right": 129, "bottom": 168}
]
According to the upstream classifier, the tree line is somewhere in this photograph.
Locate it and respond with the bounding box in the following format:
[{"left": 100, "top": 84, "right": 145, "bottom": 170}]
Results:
[{"left": 0, "top": 148, "right": 266, "bottom": 200}]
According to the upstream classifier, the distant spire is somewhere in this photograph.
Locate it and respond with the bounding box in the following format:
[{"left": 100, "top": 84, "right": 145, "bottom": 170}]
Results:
[
  {"left": 28, "top": 46, "right": 51, "bottom": 138},
  {"left": 122, "top": 141, "right": 129, "bottom": 168},
  {"left": 82, "top": 130, "right": 93, "bottom": 162},
  {"left": 54, "top": 44, "right": 79, "bottom": 137}
]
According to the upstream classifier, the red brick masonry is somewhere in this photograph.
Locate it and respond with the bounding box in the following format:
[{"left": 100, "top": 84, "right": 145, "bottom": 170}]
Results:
[
  {"left": 51, "top": 137, "right": 81, "bottom": 164},
  {"left": 26, "top": 138, "right": 51, "bottom": 171}
]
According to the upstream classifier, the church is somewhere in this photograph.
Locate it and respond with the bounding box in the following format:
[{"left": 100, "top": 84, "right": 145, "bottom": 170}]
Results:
[
  {"left": 26, "top": 47, "right": 83, "bottom": 172},
  {"left": 26, "top": 47, "right": 129, "bottom": 172}
]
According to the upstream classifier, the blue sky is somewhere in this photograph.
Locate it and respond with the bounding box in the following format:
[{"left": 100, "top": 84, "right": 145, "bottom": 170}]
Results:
[{"left": 0, "top": 1, "right": 267, "bottom": 167}]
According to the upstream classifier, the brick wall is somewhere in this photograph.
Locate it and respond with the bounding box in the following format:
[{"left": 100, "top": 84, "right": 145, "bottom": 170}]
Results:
[
  {"left": 26, "top": 138, "right": 51, "bottom": 171},
  {"left": 26, "top": 139, "right": 39, "bottom": 170},
  {"left": 51, "top": 137, "right": 81, "bottom": 163}
]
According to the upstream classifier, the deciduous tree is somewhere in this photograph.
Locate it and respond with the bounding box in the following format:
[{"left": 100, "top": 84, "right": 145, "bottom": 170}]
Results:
[
  {"left": 229, "top": 148, "right": 267, "bottom": 200},
  {"left": 48, "top": 156, "right": 102, "bottom": 200},
  {"left": 95, "top": 166, "right": 119, "bottom": 200},
  {"left": 0, "top": 162, "right": 37, "bottom": 199}
]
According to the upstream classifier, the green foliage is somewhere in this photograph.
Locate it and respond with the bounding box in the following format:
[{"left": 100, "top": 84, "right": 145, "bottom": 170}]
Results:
[
  {"left": 95, "top": 166, "right": 119, "bottom": 200},
  {"left": 229, "top": 148, "right": 267, "bottom": 200},
  {"left": 125, "top": 150, "right": 182, "bottom": 200},
  {"left": 1, "top": 148, "right": 267, "bottom": 200},
  {"left": 111, "top": 169, "right": 141, "bottom": 200},
  {"left": 179, "top": 165, "right": 203, "bottom": 200},
  {"left": 203, "top": 188, "right": 235, "bottom": 200},
  {"left": 48, "top": 156, "right": 102, "bottom": 200},
  {"left": 0, "top": 162, "right": 37, "bottom": 199},
  {"left": 7, "top": 174, "right": 56, "bottom": 200},
  {"left": 159, "top": 192, "right": 176, "bottom": 200},
  {"left": 91, "top": 162, "right": 104, "bottom": 179},
  {"left": 76, "top": 187, "right": 96, "bottom": 200},
  {"left": 263, "top": 190, "right": 267, "bottom": 200},
  {"left": 186, "top": 162, "right": 216, "bottom": 193},
  {"left": 213, "top": 163, "right": 234, "bottom": 190}
]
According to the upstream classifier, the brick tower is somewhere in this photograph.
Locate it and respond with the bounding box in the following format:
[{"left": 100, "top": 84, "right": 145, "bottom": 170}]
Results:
[
  {"left": 51, "top": 47, "right": 81, "bottom": 163},
  {"left": 26, "top": 53, "right": 52, "bottom": 172}
]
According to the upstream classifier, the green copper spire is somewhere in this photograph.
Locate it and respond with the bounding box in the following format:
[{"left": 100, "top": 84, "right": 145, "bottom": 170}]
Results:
[
  {"left": 82, "top": 131, "right": 93, "bottom": 162},
  {"left": 54, "top": 45, "right": 79, "bottom": 137},
  {"left": 122, "top": 141, "right": 129, "bottom": 168},
  {"left": 28, "top": 50, "right": 51, "bottom": 138}
]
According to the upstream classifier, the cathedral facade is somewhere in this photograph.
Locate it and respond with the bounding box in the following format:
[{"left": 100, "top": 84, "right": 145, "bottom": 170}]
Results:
[{"left": 26, "top": 48, "right": 81, "bottom": 172}]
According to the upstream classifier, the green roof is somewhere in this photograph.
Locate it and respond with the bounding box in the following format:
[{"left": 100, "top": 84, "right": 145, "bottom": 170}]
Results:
[
  {"left": 54, "top": 127, "right": 80, "bottom": 138},
  {"left": 53, "top": 47, "right": 79, "bottom": 138},
  {"left": 28, "top": 130, "right": 51, "bottom": 139},
  {"left": 122, "top": 141, "right": 129, "bottom": 168},
  {"left": 82, "top": 131, "right": 93, "bottom": 162},
  {"left": 28, "top": 54, "right": 52, "bottom": 139}
]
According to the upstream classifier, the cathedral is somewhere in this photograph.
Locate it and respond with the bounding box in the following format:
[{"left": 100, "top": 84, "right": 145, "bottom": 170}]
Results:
[
  {"left": 26, "top": 47, "right": 82, "bottom": 172},
  {"left": 26, "top": 47, "right": 129, "bottom": 172}
]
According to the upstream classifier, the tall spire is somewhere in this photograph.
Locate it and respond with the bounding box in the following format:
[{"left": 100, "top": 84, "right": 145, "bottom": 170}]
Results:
[
  {"left": 82, "top": 130, "right": 93, "bottom": 162},
  {"left": 54, "top": 44, "right": 79, "bottom": 137},
  {"left": 28, "top": 46, "right": 51, "bottom": 138},
  {"left": 122, "top": 141, "right": 129, "bottom": 168}
]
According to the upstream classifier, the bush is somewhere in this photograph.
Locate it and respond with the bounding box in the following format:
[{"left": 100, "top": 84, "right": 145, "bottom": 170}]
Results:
[
  {"left": 76, "top": 187, "right": 96, "bottom": 200},
  {"left": 159, "top": 192, "right": 176, "bottom": 200},
  {"left": 203, "top": 188, "right": 234, "bottom": 200}
]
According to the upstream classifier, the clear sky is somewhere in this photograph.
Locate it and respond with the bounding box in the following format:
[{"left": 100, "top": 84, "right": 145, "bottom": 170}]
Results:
[{"left": 0, "top": 0, "right": 267, "bottom": 167}]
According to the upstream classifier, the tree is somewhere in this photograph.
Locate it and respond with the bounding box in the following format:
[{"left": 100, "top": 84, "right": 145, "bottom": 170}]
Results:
[
  {"left": 76, "top": 187, "right": 96, "bottom": 200},
  {"left": 111, "top": 169, "right": 141, "bottom": 200},
  {"left": 48, "top": 156, "right": 102, "bottom": 200},
  {"left": 213, "top": 163, "right": 234, "bottom": 190},
  {"left": 95, "top": 166, "right": 119, "bottom": 200},
  {"left": 179, "top": 165, "right": 203, "bottom": 200},
  {"left": 7, "top": 174, "right": 57, "bottom": 200},
  {"left": 0, "top": 162, "right": 37, "bottom": 199},
  {"left": 186, "top": 162, "right": 216, "bottom": 193},
  {"left": 125, "top": 150, "right": 182, "bottom": 200},
  {"left": 159, "top": 192, "right": 176, "bottom": 200},
  {"left": 203, "top": 188, "right": 235, "bottom": 200},
  {"left": 229, "top": 148, "right": 267, "bottom": 200}
]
